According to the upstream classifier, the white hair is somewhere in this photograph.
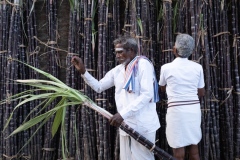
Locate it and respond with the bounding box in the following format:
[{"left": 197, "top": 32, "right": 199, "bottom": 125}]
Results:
[{"left": 175, "top": 34, "right": 195, "bottom": 58}]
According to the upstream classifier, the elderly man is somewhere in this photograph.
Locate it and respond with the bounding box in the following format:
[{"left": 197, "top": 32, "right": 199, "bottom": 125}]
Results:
[
  {"left": 159, "top": 34, "right": 205, "bottom": 160},
  {"left": 72, "top": 35, "right": 160, "bottom": 160}
]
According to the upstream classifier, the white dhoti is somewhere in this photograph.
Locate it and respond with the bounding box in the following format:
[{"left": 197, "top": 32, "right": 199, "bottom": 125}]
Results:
[
  {"left": 166, "top": 103, "right": 202, "bottom": 148},
  {"left": 120, "top": 131, "right": 156, "bottom": 160}
]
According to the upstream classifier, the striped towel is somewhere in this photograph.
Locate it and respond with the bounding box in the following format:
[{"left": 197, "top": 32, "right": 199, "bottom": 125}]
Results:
[{"left": 123, "top": 56, "right": 160, "bottom": 102}]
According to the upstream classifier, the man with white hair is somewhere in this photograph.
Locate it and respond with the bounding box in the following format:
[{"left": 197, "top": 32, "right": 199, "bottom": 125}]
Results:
[
  {"left": 72, "top": 35, "right": 160, "bottom": 160},
  {"left": 159, "top": 34, "right": 205, "bottom": 160}
]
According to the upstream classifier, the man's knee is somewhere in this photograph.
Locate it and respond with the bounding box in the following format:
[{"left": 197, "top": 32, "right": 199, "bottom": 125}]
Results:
[
  {"left": 173, "top": 147, "right": 185, "bottom": 160},
  {"left": 188, "top": 145, "right": 200, "bottom": 160}
]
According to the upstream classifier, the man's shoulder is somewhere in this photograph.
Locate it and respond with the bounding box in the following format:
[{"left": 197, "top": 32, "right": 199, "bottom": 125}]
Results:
[
  {"left": 189, "top": 60, "right": 203, "bottom": 68},
  {"left": 161, "top": 62, "right": 172, "bottom": 68},
  {"left": 138, "top": 57, "right": 153, "bottom": 66},
  {"left": 109, "top": 64, "right": 124, "bottom": 72}
]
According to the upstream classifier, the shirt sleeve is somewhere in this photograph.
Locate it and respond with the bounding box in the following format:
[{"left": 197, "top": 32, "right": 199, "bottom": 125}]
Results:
[
  {"left": 119, "top": 59, "right": 155, "bottom": 119},
  {"left": 81, "top": 70, "right": 114, "bottom": 93},
  {"left": 158, "top": 66, "right": 166, "bottom": 86},
  {"left": 198, "top": 66, "right": 205, "bottom": 88}
]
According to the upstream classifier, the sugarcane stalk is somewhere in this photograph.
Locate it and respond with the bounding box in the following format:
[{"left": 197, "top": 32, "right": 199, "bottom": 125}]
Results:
[{"left": 83, "top": 101, "right": 176, "bottom": 160}]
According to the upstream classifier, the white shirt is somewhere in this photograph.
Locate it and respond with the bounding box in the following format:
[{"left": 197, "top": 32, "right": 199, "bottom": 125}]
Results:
[
  {"left": 159, "top": 57, "right": 205, "bottom": 103},
  {"left": 81, "top": 58, "right": 160, "bottom": 135}
]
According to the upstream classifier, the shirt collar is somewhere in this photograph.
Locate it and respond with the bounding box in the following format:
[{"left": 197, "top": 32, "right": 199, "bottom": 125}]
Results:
[{"left": 173, "top": 57, "right": 188, "bottom": 62}]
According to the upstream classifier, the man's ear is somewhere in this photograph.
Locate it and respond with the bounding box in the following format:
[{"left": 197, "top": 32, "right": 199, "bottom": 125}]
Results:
[{"left": 130, "top": 48, "right": 136, "bottom": 55}]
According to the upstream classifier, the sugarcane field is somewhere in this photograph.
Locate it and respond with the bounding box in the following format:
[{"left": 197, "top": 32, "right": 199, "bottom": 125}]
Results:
[{"left": 0, "top": 0, "right": 240, "bottom": 159}]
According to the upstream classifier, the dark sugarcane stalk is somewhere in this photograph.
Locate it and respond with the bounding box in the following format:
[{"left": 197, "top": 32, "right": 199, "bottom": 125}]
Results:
[
  {"left": 221, "top": 3, "right": 234, "bottom": 159},
  {"left": 1, "top": 2, "right": 8, "bottom": 158},
  {"left": 74, "top": 107, "right": 81, "bottom": 159},
  {"left": 90, "top": 2, "right": 98, "bottom": 159},
  {"left": 4, "top": 4, "right": 17, "bottom": 157},
  {"left": 77, "top": 108, "right": 84, "bottom": 160},
  {"left": 11, "top": 5, "right": 20, "bottom": 156},
  {"left": 97, "top": 0, "right": 105, "bottom": 159},
  {"left": 218, "top": 32, "right": 227, "bottom": 160},
  {"left": 209, "top": 103, "right": 217, "bottom": 160},
  {"left": 149, "top": 2, "right": 156, "bottom": 63},
  {"left": 211, "top": 3, "right": 221, "bottom": 159},
  {"left": 211, "top": 64, "right": 221, "bottom": 159},
  {"left": 81, "top": 105, "right": 90, "bottom": 160},
  {"left": 231, "top": 0, "right": 240, "bottom": 158},
  {"left": 74, "top": 3, "right": 85, "bottom": 157},
  {"left": 43, "top": 0, "right": 59, "bottom": 159},
  {"left": 98, "top": 110, "right": 104, "bottom": 160},
  {"left": 89, "top": 109, "right": 97, "bottom": 160},
  {"left": 207, "top": 3, "right": 220, "bottom": 159},
  {"left": 83, "top": 0, "right": 97, "bottom": 159},
  {"left": 26, "top": 0, "right": 41, "bottom": 159},
  {"left": 1, "top": 7, "right": 10, "bottom": 151},
  {"left": 106, "top": 3, "right": 117, "bottom": 157},
  {"left": 123, "top": 0, "right": 131, "bottom": 33},
  {"left": 135, "top": 0, "right": 143, "bottom": 54},
  {"left": 140, "top": 0, "right": 147, "bottom": 55},
  {"left": 196, "top": 0, "right": 203, "bottom": 61},
  {"left": 16, "top": 3, "right": 30, "bottom": 156},
  {"left": 0, "top": 2, "right": 8, "bottom": 157},
  {"left": 19, "top": 45, "right": 30, "bottom": 156},
  {"left": 162, "top": 0, "right": 173, "bottom": 64},
  {"left": 120, "top": 122, "right": 176, "bottom": 160},
  {"left": 83, "top": 101, "right": 176, "bottom": 160},
  {"left": 95, "top": 111, "right": 100, "bottom": 157},
  {"left": 66, "top": 4, "right": 78, "bottom": 157},
  {"left": 189, "top": 0, "right": 196, "bottom": 43},
  {"left": 114, "top": 130, "right": 120, "bottom": 160},
  {"left": 113, "top": 0, "right": 120, "bottom": 37},
  {"left": 101, "top": 1, "right": 111, "bottom": 159},
  {"left": 212, "top": 1, "right": 227, "bottom": 158},
  {"left": 86, "top": 108, "right": 94, "bottom": 160},
  {"left": 213, "top": 2, "right": 234, "bottom": 157},
  {"left": 150, "top": 1, "right": 158, "bottom": 63},
  {"left": 201, "top": 3, "right": 211, "bottom": 159},
  {"left": 76, "top": 0, "right": 85, "bottom": 91},
  {"left": 0, "top": 2, "right": 3, "bottom": 54},
  {"left": 155, "top": 1, "right": 164, "bottom": 75},
  {"left": 159, "top": 1, "right": 174, "bottom": 152},
  {"left": 177, "top": 0, "right": 186, "bottom": 33},
  {"left": 106, "top": 1, "right": 115, "bottom": 114},
  {"left": 157, "top": 1, "right": 168, "bottom": 150}
]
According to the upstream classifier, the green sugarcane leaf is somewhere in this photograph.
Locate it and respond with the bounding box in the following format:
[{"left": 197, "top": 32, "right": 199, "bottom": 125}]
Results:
[
  {"left": 27, "top": 84, "right": 78, "bottom": 98},
  {"left": 13, "top": 93, "right": 54, "bottom": 110},
  {"left": 137, "top": 18, "right": 143, "bottom": 34},
  {"left": 3, "top": 93, "right": 54, "bottom": 131},
  {"left": 157, "top": 5, "right": 163, "bottom": 21},
  {"left": 0, "top": 89, "right": 37, "bottom": 105},
  {"left": 33, "top": 97, "right": 56, "bottom": 118},
  {"left": 14, "top": 59, "right": 64, "bottom": 84},
  {"left": 51, "top": 107, "right": 63, "bottom": 138},
  {"left": 8, "top": 111, "right": 55, "bottom": 137},
  {"left": 26, "top": 83, "right": 66, "bottom": 92},
  {"left": 16, "top": 79, "right": 69, "bottom": 90},
  {"left": 23, "top": 98, "right": 49, "bottom": 123},
  {"left": 17, "top": 114, "right": 53, "bottom": 153},
  {"left": 51, "top": 98, "right": 66, "bottom": 137},
  {"left": 0, "top": 94, "right": 30, "bottom": 105},
  {"left": 28, "top": 0, "right": 36, "bottom": 17},
  {"left": 61, "top": 106, "right": 67, "bottom": 158},
  {"left": 20, "top": 101, "right": 79, "bottom": 137},
  {"left": 69, "top": 0, "right": 75, "bottom": 11}
]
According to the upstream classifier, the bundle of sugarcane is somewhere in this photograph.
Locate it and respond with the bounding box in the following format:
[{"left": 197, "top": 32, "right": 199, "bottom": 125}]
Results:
[{"left": 1, "top": 60, "right": 176, "bottom": 160}]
